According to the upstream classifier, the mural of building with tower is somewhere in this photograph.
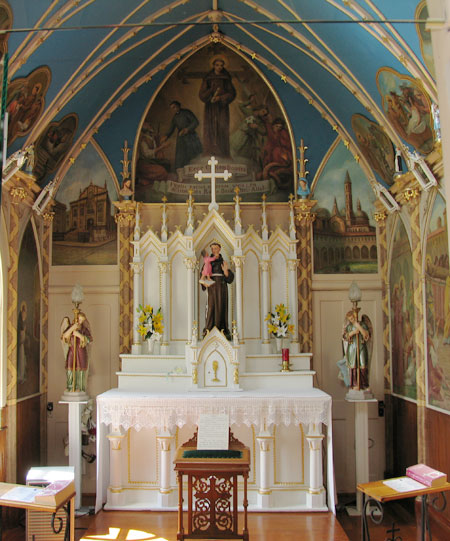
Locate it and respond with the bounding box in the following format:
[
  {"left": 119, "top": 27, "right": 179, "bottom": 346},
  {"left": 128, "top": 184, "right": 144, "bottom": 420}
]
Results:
[
  {"left": 313, "top": 171, "right": 377, "bottom": 273},
  {"left": 53, "top": 180, "right": 115, "bottom": 244}
]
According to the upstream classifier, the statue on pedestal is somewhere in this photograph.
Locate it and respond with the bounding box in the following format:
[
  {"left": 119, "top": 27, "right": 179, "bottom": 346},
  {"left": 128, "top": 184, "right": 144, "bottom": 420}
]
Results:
[
  {"left": 337, "top": 282, "right": 373, "bottom": 399},
  {"left": 200, "top": 242, "right": 234, "bottom": 340},
  {"left": 61, "top": 284, "right": 92, "bottom": 395},
  {"left": 61, "top": 311, "right": 92, "bottom": 393},
  {"left": 342, "top": 310, "right": 372, "bottom": 391}
]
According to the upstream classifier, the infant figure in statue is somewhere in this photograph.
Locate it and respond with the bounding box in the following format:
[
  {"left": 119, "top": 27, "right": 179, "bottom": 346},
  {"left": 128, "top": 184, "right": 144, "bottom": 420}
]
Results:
[{"left": 199, "top": 248, "right": 217, "bottom": 287}]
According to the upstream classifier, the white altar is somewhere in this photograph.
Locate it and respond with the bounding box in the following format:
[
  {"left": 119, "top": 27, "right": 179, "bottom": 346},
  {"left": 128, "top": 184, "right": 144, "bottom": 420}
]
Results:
[
  {"left": 96, "top": 161, "right": 335, "bottom": 514},
  {"left": 95, "top": 387, "right": 335, "bottom": 513}
]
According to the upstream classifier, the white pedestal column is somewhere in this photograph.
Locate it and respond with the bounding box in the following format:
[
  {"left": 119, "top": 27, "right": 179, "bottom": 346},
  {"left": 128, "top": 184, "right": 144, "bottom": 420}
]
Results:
[
  {"left": 184, "top": 257, "right": 196, "bottom": 343},
  {"left": 159, "top": 260, "right": 170, "bottom": 354},
  {"left": 59, "top": 397, "right": 88, "bottom": 509},
  {"left": 131, "top": 262, "right": 143, "bottom": 355},
  {"left": 256, "top": 428, "right": 274, "bottom": 508},
  {"left": 346, "top": 398, "right": 377, "bottom": 515},
  {"left": 106, "top": 427, "right": 126, "bottom": 508},
  {"left": 260, "top": 260, "right": 271, "bottom": 354},
  {"left": 157, "top": 430, "right": 175, "bottom": 507},
  {"left": 232, "top": 256, "right": 244, "bottom": 341},
  {"left": 306, "top": 422, "right": 326, "bottom": 509}
]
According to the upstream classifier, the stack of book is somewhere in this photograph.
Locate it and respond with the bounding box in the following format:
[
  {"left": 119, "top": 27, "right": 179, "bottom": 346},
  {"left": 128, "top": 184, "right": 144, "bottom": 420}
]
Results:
[{"left": 406, "top": 464, "right": 447, "bottom": 488}]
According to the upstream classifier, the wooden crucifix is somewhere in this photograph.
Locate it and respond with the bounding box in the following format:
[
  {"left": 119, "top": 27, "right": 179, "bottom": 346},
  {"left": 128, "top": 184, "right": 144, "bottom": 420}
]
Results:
[{"left": 195, "top": 156, "right": 232, "bottom": 211}]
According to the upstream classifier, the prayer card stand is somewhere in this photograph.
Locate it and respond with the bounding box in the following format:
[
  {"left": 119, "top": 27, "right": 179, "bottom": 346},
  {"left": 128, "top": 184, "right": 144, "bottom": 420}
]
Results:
[
  {"left": 174, "top": 429, "right": 250, "bottom": 541},
  {"left": 59, "top": 392, "right": 89, "bottom": 510}
]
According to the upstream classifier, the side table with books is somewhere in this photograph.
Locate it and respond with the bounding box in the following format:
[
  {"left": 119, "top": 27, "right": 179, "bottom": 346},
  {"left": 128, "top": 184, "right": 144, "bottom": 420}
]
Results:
[
  {"left": 0, "top": 480, "right": 75, "bottom": 541},
  {"left": 357, "top": 464, "right": 449, "bottom": 541}
]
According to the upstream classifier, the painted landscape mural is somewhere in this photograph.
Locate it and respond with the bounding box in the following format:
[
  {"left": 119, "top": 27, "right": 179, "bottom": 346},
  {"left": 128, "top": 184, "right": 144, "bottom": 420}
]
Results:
[
  {"left": 313, "top": 141, "right": 377, "bottom": 274},
  {"left": 425, "top": 193, "right": 450, "bottom": 412},
  {"left": 52, "top": 142, "right": 118, "bottom": 265}
]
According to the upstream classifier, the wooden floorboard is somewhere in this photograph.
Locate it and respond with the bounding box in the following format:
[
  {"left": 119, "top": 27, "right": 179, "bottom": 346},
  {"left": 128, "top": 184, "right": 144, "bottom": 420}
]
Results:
[
  {"left": 3, "top": 504, "right": 448, "bottom": 540},
  {"left": 76, "top": 510, "right": 350, "bottom": 541}
]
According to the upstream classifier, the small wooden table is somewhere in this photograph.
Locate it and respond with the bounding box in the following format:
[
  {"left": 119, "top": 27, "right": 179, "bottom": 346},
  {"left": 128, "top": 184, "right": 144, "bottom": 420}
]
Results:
[
  {"left": 358, "top": 478, "right": 450, "bottom": 541},
  {"left": 0, "top": 482, "right": 75, "bottom": 541},
  {"left": 174, "top": 432, "right": 250, "bottom": 541}
]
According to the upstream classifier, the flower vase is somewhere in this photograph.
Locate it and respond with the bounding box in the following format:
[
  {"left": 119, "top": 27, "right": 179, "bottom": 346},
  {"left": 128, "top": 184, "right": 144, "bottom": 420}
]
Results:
[
  {"left": 147, "top": 337, "right": 155, "bottom": 354},
  {"left": 275, "top": 337, "right": 283, "bottom": 353}
]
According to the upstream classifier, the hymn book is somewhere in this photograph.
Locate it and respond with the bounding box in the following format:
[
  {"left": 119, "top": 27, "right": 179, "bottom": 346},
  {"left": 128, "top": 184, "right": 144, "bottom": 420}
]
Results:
[
  {"left": 33, "top": 479, "right": 75, "bottom": 506},
  {"left": 406, "top": 464, "right": 447, "bottom": 488}
]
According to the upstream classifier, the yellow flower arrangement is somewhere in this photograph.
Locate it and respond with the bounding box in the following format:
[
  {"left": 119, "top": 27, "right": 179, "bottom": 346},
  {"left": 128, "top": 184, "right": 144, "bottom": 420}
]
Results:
[
  {"left": 137, "top": 304, "right": 164, "bottom": 340},
  {"left": 265, "top": 303, "right": 295, "bottom": 338}
]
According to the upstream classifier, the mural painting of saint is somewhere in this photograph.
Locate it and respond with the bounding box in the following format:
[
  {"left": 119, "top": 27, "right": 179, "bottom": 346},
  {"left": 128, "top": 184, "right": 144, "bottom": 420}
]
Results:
[
  {"left": 160, "top": 101, "right": 202, "bottom": 170},
  {"left": 199, "top": 56, "right": 236, "bottom": 157},
  {"left": 262, "top": 117, "right": 293, "bottom": 190},
  {"left": 352, "top": 114, "right": 395, "bottom": 185},
  {"left": 377, "top": 68, "right": 434, "bottom": 155},
  {"left": 6, "top": 66, "right": 51, "bottom": 146}
]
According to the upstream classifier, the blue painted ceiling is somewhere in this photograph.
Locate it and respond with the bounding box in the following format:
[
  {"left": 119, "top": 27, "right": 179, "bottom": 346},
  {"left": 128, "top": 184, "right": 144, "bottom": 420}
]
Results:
[{"left": 4, "top": 0, "right": 437, "bottom": 190}]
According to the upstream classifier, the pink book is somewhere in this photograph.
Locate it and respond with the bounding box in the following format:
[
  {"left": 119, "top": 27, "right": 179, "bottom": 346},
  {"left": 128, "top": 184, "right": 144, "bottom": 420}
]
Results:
[
  {"left": 406, "top": 464, "right": 447, "bottom": 488},
  {"left": 34, "top": 480, "right": 75, "bottom": 506}
]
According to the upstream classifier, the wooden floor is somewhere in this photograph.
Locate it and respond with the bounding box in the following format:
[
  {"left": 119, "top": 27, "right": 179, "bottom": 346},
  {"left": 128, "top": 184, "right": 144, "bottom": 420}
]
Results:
[
  {"left": 76, "top": 510, "right": 349, "bottom": 541},
  {"left": 3, "top": 503, "right": 446, "bottom": 540}
]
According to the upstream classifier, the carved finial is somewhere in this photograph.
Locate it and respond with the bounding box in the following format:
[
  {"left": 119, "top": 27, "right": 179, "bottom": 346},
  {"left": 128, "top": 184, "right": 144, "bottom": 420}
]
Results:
[
  {"left": 161, "top": 196, "right": 168, "bottom": 242},
  {"left": 261, "top": 193, "right": 268, "bottom": 240},
  {"left": 120, "top": 140, "right": 131, "bottom": 183}
]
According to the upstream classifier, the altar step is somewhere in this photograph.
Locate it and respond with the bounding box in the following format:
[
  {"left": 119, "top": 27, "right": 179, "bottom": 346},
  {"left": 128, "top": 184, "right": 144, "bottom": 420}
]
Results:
[
  {"left": 120, "top": 352, "right": 312, "bottom": 372},
  {"left": 118, "top": 352, "right": 314, "bottom": 391}
]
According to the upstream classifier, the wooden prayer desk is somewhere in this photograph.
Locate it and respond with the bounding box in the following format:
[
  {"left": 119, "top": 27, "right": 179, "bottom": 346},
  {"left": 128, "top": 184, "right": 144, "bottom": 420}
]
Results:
[
  {"left": 358, "top": 478, "right": 450, "bottom": 541},
  {"left": 174, "top": 432, "right": 250, "bottom": 541},
  {"left": 0, "top": 482, "right": 75, "bottom": 541}
]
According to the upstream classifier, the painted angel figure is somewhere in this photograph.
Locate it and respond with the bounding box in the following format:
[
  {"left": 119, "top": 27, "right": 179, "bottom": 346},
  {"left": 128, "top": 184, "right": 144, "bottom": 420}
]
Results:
[
  {"left": 61, "top": 311, "right": 93, "bottom": 393},
  {"left": 341, "top": 310, "right": 372, "bottom": 390}
]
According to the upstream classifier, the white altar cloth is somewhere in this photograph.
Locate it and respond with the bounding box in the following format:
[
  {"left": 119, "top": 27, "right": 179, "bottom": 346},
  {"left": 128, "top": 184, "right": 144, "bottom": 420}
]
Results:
[{"left": 95, "top": 388, "right": 335, "bottom": 513}]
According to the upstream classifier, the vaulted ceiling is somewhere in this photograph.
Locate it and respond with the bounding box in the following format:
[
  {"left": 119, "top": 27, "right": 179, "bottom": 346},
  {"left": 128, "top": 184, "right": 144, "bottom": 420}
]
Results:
[{"left": 4, "top": 0, "right": 438, "bottom": 191}]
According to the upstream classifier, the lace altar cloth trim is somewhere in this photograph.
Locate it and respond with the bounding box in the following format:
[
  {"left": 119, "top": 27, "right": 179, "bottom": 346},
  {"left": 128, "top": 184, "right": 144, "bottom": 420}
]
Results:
[{"left": 97, "top": 389, "right": 331, "bottom": 431}]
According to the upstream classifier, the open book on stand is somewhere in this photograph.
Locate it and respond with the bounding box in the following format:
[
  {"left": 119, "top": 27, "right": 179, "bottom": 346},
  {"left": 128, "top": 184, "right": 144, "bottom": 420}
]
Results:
[
  {"left": 406, "top": 464, "right": 447, "bottom": 488},
  {"left": 34, "top": 479, "right": 75, "bottom": 506}
]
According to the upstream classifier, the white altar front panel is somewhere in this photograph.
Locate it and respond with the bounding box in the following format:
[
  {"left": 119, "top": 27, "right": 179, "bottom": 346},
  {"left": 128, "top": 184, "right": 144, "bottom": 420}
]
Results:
[{"left": 96, "top": 389, "right": 335, "bottom": 513}]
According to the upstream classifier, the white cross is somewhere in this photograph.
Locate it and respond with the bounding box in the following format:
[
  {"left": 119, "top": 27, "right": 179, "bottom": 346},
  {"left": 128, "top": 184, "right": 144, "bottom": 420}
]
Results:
[{"left": 195, "top": 156, "right": 232, "bottom": 211}]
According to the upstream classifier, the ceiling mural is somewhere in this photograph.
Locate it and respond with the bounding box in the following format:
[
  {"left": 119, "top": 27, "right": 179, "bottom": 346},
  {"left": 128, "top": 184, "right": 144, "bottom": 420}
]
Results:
[
  {"left": 351, "top": 114, "right": 395, "bottom": 186},
  {"left": 134, "top": 44, "right": 293, "bottom": 203},
  {"left": 33, "top": 113, "right": 78, "bottom": 184},
  {"left": 376, "top": 67, "right": 434, "bottom": 155},
  {"left": 0, "top": 0, "right": 12, "bottom": 57},
  {"left": 1, "top": 1, "right": 440, "bottom": 200},
  {"left": 6, "top": 65, "right": 51, "bottom": 146},
  {"left": 415, "top": 1, "right": 435, "bottom": 79}
]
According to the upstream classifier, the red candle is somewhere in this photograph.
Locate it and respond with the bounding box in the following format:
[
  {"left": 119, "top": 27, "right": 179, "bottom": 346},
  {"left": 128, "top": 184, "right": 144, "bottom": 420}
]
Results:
[{"left": 282, "top": 348, "right": 289, "bottom": 362}]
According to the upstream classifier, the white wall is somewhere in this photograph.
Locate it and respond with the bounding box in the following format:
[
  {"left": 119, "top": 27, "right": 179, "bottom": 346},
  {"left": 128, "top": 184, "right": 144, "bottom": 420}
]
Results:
[
  {"left": 312, "top": 274, "right": 385, "bottom": 493},
  {"left": 47, "top": 265, "right": 120, "bottom": 493}
]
